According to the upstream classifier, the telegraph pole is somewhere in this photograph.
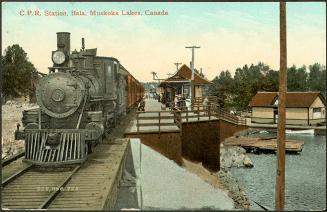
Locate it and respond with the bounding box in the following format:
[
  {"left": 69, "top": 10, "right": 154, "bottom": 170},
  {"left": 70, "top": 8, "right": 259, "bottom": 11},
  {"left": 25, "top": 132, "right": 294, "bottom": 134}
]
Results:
[
  {"left": 174, "top": 62, "right": 182, "bottom": 72},
  {"left": 185, "top": 46, "right": 200, "bottom": 105},
  {"left": 276, "top": 1, "right": 287, "bottom": 210},
  {"left": 151, "top": 72, "right": 166, "bottom": 83},
  {"left": 167, "top": 62, "right": 182, "bottom": 76}
]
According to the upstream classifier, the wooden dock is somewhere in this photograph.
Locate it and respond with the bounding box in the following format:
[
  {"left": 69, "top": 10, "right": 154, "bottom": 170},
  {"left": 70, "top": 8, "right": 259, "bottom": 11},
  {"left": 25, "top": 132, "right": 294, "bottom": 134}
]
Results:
[
  {"left": 314, "top": 128, "right": 326, "bottom": 135},
  {"left": 224, "top": 136, "right": 304, "bottom": 153}
]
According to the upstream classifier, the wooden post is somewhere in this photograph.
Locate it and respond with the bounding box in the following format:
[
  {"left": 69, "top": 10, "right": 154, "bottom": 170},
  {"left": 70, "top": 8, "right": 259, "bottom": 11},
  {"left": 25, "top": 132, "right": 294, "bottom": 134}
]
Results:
[
  {"left": 137, "top": 112, "right": 139, "bottom": 133},
  {"left": 158, "top": 111, "right": 161, "bottom": 134},
  {"left": 197, "top": 104, "right": 200, "bottom": 120},
  {"left": 186, "top": 109, "right": 189, "bottom": 123},
  {"left": 276, "top": 1, "right": 287, "bottom": 210}
]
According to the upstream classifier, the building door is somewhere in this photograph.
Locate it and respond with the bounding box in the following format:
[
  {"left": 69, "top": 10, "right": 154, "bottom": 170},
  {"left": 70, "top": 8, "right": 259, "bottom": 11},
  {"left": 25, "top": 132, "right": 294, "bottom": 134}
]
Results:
[{"left": 273, "top": 109, "right": 278, "bottom": 124}]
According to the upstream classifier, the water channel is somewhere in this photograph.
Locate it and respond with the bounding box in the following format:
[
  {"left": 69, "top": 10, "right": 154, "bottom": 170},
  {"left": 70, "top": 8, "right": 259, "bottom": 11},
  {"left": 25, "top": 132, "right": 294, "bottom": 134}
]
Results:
[{"left": 231, "top": 132, "right": 326, "bottom": 211}]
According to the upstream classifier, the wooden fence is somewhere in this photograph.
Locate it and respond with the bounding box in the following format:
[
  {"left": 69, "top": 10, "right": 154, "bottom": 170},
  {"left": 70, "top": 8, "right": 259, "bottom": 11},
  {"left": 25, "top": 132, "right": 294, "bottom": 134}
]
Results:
[
  {"left": 136, "top": 102, "right": 246, "bottom": 133},
  {"left": 174, "top": 103, "right": 247, "bottom": 128},
  {"left": 136, "top": 111, "right": 177, "bottom": 133}
]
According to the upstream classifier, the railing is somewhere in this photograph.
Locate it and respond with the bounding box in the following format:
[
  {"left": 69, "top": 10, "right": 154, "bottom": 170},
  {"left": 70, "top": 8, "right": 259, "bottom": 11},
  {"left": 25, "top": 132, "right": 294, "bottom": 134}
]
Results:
[
  {"left": 136, "top": 103, "right": 247, "bottom": 133},
  {"left": 192, "top": 96, "right": 218, "bottom": 110},
  {"left": 193, "top": 97, "right": 246, "bottom": 126},
  {"left": 175, "top": 103, "right": 247, "bottom": 127},
  {"left": 174, "top": 106, "right": 213, "bottom": 129},
  {"left": 214, "top": 105, "right": 247, "bottom": 126},
  {"left": 136, "top": 111, "right": 177, "bottom": 133},
  {"left": 193, "top": 96, "right": 218, "bottom": 104}
]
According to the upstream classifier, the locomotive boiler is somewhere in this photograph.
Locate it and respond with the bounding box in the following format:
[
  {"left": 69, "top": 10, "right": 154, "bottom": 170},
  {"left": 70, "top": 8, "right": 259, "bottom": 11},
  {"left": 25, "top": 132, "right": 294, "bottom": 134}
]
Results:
[{"left": 15, "top": 32, "right": 144, "bottom": 166}]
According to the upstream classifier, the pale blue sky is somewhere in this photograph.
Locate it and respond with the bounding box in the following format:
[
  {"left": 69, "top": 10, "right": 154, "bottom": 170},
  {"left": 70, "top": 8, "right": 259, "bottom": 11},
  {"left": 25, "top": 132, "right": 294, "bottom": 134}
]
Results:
[{"left": 2, "top": 2, "right": 326, "bottom": 81}]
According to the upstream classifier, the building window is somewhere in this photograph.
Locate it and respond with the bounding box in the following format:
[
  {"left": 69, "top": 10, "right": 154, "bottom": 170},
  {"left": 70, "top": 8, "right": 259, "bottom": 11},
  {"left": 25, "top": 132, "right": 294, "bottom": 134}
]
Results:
[
  {"left": 114, "top": 64, "right": 118, "bottom": 75},
  {"left": 313, "top": 108, "right": 321, "bottom": 113},
  {"left": 313, "top": 108, "right": 321, "bottom": 119},
  {"left": 107, "top": 65, "right": 112, "bottom": 78},
  {"left": 183, "top": 85, "right": 190, "bottom": 99}
]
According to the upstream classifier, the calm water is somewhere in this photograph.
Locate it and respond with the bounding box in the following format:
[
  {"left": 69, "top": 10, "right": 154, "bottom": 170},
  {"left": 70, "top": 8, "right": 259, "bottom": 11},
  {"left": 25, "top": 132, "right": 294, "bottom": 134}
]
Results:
[{"left": 231, "top": 132, "right": 326, "bottom": 211}]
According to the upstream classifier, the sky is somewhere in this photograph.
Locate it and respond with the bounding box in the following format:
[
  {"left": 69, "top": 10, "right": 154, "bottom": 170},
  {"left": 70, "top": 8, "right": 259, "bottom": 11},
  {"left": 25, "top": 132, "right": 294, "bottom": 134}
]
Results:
[{"left": 2, "top": 2, "right": 326, "bottom": 82}]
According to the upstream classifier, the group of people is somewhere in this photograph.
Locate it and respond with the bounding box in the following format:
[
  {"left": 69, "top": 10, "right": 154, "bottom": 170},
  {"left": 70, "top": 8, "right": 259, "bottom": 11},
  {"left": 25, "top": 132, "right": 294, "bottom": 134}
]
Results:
[
  {"left": 173, "top": 95, "right": 208, "bottom": 111},
  {"left": 142, "top": 91, "right": 209, "bottom": 112},
  {"left": 172, "top": 94, "right": 187, "bottom": 110}
]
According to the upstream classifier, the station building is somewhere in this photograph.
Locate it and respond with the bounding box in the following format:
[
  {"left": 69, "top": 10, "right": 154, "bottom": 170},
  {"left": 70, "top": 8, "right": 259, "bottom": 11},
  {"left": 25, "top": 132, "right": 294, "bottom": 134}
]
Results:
[
  {"left": 158, "top": 64, "right": 211, "bottom": 107},
  {"left": 249, "top": 91, "right": 326, "bottom": 126}
]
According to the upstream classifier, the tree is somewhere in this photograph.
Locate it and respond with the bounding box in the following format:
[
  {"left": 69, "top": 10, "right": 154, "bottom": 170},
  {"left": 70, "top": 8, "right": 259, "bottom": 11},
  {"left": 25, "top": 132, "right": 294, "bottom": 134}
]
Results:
[
  {"left": 209, "top": 70, "right": 234, "bottom": 107},
  {"left": 308, "top": 63, "right": 326, "bottom": 97},
  {"left": 2, "top": 45, "right": 38, "bottom": 101},
  {"left": 232, "top": 63, "right": 269, "bottom": 110},
  {"left": 210, "top": 62, "right": 325, "bottom": 111},
  {"left": 261, "top": 69, "right": 279, "bottom": 91},
  {"left": 287, "top": 65, "right": 307, "bottom": 91}
]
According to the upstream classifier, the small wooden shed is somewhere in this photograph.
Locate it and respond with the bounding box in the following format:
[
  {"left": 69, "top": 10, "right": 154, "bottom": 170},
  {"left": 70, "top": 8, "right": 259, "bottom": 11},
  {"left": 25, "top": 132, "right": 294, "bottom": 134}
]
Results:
[{"left": 249, "top": 91, "right": 326, "bottom": 126}]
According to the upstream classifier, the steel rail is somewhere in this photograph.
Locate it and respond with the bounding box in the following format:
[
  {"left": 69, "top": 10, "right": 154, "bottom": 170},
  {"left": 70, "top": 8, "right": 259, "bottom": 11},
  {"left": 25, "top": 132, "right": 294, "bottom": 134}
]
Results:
[
  {"left": 2, "top": 164, "right": 33, "bottom": 187},
  {"left": 1, "top": 151, "right": 25, "bottom": 167},
  {"left": 38, "top": 165, "right": 81, "bottom": 209}
]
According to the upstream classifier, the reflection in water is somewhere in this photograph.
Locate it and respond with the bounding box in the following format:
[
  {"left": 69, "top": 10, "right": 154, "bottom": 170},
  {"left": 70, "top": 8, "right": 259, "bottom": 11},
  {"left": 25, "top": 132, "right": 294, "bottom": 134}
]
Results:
[{"left": 231, "top": 133, "right": 326, "bottom": 211}]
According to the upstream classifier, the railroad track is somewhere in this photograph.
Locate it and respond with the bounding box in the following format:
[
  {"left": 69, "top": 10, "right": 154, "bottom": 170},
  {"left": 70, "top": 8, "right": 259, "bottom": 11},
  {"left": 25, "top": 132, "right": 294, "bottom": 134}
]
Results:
[
  {"left": 2, "top": 151, "right": 29, "bottom": 182},
  {"left": 2, "top": 151, "right": 25, "bottom": 167},
  {"left": 2, "top": 110, "right": 135, "bottom": 210},
  {"left": 1, "top": 165, "right": 80, "bottom": 209}
]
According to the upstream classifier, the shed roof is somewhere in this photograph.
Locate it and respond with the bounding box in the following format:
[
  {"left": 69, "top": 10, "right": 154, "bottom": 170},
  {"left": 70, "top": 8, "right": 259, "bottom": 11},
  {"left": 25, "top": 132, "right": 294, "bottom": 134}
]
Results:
[
  {"left": 249, "top": 91, "right": 326, "bottom": 108},
  {"left": 161, "top": 64, "right": 211, "bottom": 86}
]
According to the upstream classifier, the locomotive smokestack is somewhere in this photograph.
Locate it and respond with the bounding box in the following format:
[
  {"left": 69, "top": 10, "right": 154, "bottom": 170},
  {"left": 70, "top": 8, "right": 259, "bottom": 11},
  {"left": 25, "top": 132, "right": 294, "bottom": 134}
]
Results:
[{"left": 56, "top": 32, "right": 70, "bottom": 55}]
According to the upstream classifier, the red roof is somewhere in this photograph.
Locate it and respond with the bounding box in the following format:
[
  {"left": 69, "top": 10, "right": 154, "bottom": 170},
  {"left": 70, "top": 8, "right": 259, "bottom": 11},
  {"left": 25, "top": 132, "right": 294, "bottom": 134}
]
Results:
[
  {"left": 163, "top": 64, "right": 210, "bottom": 85},
  {"left": 249, "top": 91, "right": 326, "bottom": 108}
]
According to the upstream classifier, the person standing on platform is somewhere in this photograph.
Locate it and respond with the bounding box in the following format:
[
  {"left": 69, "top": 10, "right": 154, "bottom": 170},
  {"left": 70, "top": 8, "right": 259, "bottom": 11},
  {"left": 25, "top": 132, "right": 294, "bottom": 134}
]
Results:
[
  {"left": 173, "top": 95, "right": 178, "bottom": 110},
  {"left": 203, "top": 96, "right": 208, "bottom": 115}
]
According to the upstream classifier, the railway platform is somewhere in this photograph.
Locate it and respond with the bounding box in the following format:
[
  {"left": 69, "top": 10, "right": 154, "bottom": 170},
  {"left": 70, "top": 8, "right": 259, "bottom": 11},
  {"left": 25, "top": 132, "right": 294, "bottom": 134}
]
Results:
[{"left": 128, "top": 98, "right": 247, "bottom": 134}]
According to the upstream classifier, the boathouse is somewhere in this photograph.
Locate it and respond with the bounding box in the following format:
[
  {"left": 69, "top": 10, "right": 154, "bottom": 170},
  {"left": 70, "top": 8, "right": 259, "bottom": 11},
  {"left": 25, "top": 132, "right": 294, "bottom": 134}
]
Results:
[
  {"left": 158, "top": 64, "right": 210, "bottom": 107},
  {"left": 249, "top": 91, "right": 326, "bottom": 126}
]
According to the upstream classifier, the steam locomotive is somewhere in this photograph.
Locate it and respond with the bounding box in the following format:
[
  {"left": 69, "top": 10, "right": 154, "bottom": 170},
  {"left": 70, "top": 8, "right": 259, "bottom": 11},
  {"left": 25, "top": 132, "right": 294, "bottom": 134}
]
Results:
[{"left": 15, "top": 32, "right": 144, "bottom": 166}]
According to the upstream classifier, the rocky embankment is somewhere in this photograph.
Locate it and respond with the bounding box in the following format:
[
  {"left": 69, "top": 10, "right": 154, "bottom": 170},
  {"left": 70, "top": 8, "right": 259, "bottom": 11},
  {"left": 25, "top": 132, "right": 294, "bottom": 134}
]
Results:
[
  {"left": 2, "top": 101, "right": 38, "bottom": 159},
  {"left": 221, "top": 144, "right": 253, "bottom": 168},
  {"left": 218, "top": 143, "right": 253, "bottom": 210}
]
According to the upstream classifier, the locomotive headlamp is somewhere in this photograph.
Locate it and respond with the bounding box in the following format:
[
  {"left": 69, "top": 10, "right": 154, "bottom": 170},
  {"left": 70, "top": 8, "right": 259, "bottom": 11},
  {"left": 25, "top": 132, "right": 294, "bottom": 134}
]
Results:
[{"left": 52, "top": 51, "right": 66, "bottom": 65}]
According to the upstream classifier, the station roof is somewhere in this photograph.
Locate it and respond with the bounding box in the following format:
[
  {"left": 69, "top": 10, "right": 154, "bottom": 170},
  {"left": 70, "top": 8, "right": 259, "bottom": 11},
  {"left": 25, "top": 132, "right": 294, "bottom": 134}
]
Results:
[
  {"left": 160, "top": 64, "right": 211, "bottom": 86},
  {"left": 249, "top": 91, "right": 326, "bottom": 108}
]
